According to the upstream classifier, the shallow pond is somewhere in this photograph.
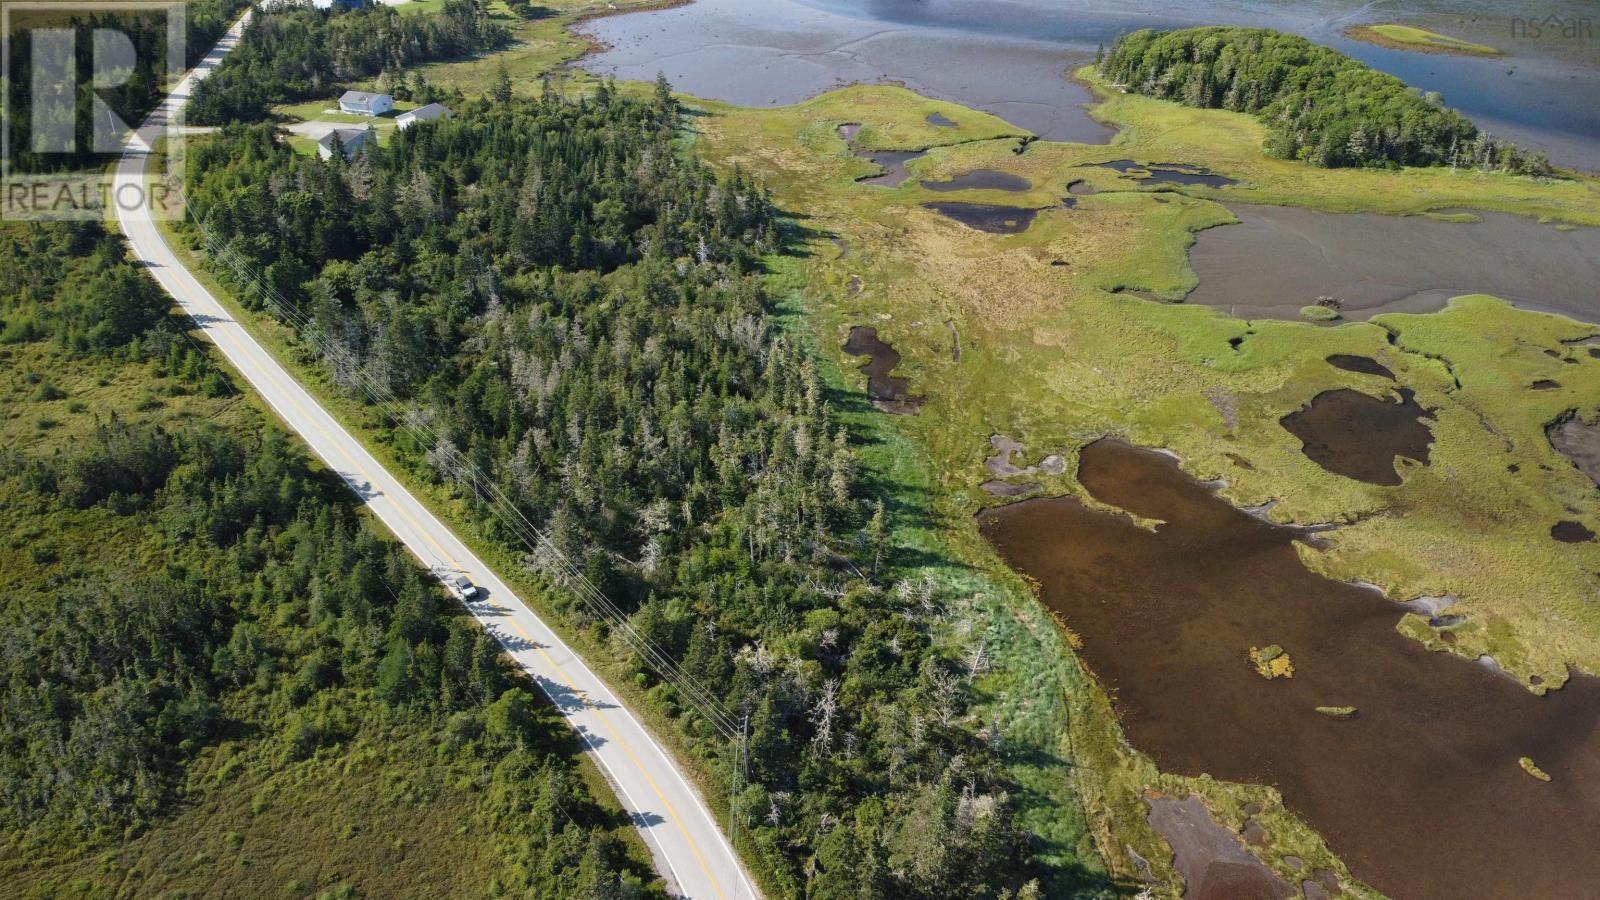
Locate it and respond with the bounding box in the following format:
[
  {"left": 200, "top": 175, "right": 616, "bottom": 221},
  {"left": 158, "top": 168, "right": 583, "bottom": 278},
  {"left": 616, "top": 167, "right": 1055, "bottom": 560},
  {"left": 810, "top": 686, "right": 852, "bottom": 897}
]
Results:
[
  {"left": 979, "top": 439, "right": 1600, "bottom": 900},
  {"left": 837, "top": 124, "right": 927, "bottom": 187},
  {"left": 1280, "top": 388, "right": 1434, "bottom": 486},
  {"left": 1096, "top": 159, "right": 1240, "bottom": 188},
  {"left": 1325, "top": 354, "right": 1394, "bottom": 380},
  {"left": 919, "top": 169, "right": 1032, "bottom": 192},
  {"left": 855, "top": 151, "right": 923, "bottom": 187},
  {"left": 1552, "top": 520, "right": 1596, "bottom": 543},
  {"left": 1186, "top": 205, "right": 1600, "bottom": 324},
  {"left": 842, "top": 325, "right": 923, "bottom": 414},
  {"left": 922, "top": 201, "right": 1040, "bottom": 233}
]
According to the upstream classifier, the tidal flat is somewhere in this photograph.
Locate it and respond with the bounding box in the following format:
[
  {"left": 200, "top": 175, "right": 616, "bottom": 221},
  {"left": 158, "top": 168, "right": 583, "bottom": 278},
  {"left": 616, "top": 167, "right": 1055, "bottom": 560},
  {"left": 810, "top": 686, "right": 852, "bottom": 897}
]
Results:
[{"left": 1184, "top": 205, "right": 1600, "bottom": 323}]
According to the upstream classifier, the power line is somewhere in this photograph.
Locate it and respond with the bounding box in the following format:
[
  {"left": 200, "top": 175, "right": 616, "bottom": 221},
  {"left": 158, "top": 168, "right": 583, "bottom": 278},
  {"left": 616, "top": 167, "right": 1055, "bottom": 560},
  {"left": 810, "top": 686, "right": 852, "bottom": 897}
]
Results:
[{"left": 183, "top": 209, "right": 747, "bottom": 741}]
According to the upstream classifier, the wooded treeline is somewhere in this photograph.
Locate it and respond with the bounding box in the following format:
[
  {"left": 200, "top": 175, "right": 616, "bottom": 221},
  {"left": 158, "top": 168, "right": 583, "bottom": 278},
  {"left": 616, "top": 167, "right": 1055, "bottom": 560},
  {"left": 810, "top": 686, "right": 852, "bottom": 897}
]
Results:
[
  {"left": 2, "top": 0, "right": 248, "bottom": 173},
  {"left": 184, "top": 83, "right": 1046, "bottom": 897},
  {"left": 1100, "top": 27, "right": 1552, "bottom": 173},
  {"left": 187, "top": 1, "right": 508, "bottom": 124},
  {"left": 0, "top": 220, "right": 655, "bottom": 898}
]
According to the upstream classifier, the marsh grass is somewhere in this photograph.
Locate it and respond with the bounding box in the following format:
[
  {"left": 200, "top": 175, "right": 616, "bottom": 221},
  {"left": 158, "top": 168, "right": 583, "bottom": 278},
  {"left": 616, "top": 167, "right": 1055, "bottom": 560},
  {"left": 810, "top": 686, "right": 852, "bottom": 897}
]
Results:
[
  {"left": 1346, "top": 23, "right": 1501, "bottom": 56},
  {"left": 688, "top": 60, "right": 1600, "bottom": 892}
]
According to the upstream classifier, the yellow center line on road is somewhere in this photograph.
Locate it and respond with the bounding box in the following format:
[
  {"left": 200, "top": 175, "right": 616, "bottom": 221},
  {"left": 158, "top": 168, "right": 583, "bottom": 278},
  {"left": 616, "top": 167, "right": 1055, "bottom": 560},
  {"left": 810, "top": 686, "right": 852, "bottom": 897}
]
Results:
[{"left": 503, "top": 617, "right": 730, "bottom": 900}]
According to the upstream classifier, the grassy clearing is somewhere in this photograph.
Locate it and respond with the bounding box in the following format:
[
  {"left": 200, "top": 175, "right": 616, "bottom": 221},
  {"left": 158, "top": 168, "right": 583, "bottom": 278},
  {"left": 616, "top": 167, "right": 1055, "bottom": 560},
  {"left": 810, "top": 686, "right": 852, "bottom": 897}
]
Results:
[
  {"left": 0, "top": 319, "right": 657, "bottom": 897},
  {"left": 391, "top": 0, "right": 449, "bottom": 17},
  {"left": 0, "top": 341, "right": 246, "bottom": 453},
  {"left": 269, "top": 98, "right": 415, "bottom": 157},
  {"left": 1346, "top": 23, "right": 1501, "bottom": 56},
  {"left": 4, "top": 728, "right": 498, "bottom": 899},
  {"left": 273, "top": 97, "right": 419, "bottom": 124},
  {"left": 687, "top": 57, "right": 1600, "bottom": 894}
]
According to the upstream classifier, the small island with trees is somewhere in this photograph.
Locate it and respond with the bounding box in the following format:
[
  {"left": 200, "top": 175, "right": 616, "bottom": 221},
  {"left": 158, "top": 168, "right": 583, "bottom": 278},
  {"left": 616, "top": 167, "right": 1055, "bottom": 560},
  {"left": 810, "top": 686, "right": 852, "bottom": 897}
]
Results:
[{"left": 1099, "top": 26, "right": 1544, "bottom": 172}]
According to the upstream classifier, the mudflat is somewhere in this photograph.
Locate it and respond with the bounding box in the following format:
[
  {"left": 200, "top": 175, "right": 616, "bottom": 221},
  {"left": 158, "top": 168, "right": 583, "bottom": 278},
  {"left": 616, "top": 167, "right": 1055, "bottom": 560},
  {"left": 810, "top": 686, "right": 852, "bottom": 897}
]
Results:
[
  {"left": 1185, "top": 205, "right": 1600, "bottom": 323},
  {"left": 580, "top": 0, "right": 1600, "bottom": 169}
]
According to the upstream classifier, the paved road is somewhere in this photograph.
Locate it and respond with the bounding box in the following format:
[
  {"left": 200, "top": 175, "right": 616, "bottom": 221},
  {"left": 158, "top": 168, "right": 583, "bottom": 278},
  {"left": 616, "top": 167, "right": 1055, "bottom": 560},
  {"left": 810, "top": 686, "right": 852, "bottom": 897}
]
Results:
[{"left": 114, "top": 14, "right": 757, "bottom": 900}]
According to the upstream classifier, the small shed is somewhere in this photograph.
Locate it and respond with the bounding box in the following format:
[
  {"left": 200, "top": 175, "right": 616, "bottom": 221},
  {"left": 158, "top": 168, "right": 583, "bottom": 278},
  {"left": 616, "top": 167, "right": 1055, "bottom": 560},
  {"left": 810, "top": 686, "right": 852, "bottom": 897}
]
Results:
[{"left": 338, "top": 90, "right": 393, "bottom": 117}]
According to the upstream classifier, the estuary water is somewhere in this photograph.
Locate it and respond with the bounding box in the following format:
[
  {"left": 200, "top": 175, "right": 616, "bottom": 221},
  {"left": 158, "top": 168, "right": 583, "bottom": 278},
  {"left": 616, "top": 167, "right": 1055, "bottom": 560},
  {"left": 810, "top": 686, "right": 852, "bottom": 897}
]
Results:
[{"left": 581, "top": 0, "right": 1600, "bottom": 170}]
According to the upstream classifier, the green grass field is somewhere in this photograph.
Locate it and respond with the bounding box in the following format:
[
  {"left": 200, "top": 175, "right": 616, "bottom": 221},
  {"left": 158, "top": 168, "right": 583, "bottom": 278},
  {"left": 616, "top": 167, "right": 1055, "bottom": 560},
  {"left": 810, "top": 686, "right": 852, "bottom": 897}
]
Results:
[
  {"left": 1346, "top": 23, "right": 1501, "bottom": 56},
  {"left": 273, "top": 98, "right": 418, "bottom": 124}
]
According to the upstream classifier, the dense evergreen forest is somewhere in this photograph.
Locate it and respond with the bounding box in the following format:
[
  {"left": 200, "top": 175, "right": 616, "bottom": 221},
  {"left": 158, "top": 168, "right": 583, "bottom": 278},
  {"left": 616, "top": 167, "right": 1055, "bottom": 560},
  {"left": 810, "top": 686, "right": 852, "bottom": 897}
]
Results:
[
  {"left": 0, "top": 221, "right": 655, "bottom": 897},
  {"left": 1099, "top": 27, "right": 1552, "bottom": 173},
  {"left": 2, "top": 0, "right": 249, "bottom": 172},
  {"left": 187, "top": 1, "right": 509, "bottom": 124},
  {"left": 183, "top": 80, "right": 1044, "bottom": 897}
]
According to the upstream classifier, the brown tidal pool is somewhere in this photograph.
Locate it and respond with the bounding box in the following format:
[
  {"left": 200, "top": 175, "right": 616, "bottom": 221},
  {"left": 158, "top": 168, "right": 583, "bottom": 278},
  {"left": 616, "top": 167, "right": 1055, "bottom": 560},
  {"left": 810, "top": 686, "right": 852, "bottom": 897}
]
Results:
[
  {"left": 1096, "top": 159, "right": 1240, "bottom": 188},
  {"left": 1280, "top": 388, "right": 1433, "bottom": 486},
  {"left": 978, "top": 439, "right": 1600, "bottom": 900},
  {"left": 922, "top": 201, "right": 1040, "bottom": 233},
  {"left": 919, "top": 169, "right": 1032, "bottom": 193},
  {"left": 842, "top": 325, "right": 923, "bottom": 414}
]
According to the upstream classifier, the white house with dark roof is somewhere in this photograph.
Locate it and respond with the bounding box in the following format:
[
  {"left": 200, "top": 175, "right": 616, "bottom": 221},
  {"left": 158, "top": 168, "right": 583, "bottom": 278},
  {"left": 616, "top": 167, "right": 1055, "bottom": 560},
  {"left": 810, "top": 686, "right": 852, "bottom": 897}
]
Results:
[
  {"left": 396, "top": 102, "right": 452, "bottom": 131},
  {"left": 338, "top": 90, "right": 393, "bottom": 117},
  {"left": 317, "top": 125, "right": 375, "bottom": 160}
]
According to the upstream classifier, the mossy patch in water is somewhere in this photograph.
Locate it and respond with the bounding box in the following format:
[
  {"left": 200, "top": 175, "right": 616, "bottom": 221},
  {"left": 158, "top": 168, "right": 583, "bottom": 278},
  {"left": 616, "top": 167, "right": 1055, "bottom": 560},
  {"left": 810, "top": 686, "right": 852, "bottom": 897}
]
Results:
[
  {"left": 1250, "top": 644, "right": 1295, "bottom": 679},
  {"left": 1518, "top": 756, "right": 1552, "bottom": 782}
]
